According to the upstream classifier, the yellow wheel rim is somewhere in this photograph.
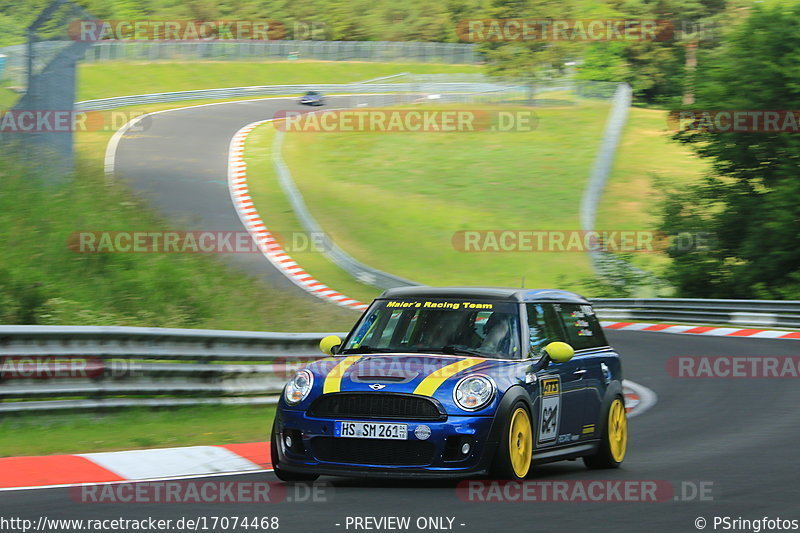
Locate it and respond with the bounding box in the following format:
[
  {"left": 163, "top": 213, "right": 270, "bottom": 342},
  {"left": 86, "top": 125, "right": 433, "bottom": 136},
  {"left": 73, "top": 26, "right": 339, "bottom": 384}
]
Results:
[
  {"left": 508, "top": 407, "right": 532, "bottom": 478},
  {"left": 608, "top": 398, "right": 628, "bottom": 463}
]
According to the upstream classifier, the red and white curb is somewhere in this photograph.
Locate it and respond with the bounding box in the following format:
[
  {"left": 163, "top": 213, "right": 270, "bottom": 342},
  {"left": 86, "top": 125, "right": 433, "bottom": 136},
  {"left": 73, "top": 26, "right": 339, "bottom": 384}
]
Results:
[
  {"left": 227, "top": 120, "right": 369, "bottom": 311},
  {"left": 602, "top": 321, "right": 800, "bottom": 340},
  {"left": 0, "top": 442, "right": 271, "bottom": 491},
  {"left": 623, "top": 379, "right": 656, "bottom": 418}
]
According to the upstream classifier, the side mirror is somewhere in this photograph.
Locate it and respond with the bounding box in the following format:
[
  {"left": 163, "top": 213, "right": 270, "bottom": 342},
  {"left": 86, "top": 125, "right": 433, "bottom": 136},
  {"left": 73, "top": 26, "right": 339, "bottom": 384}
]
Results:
[
  {"left": 319, "top": 335, "right": 343, "bottom": 356},
  {"left": 544, "top": 341, "right": 574, "bottom": 363}
]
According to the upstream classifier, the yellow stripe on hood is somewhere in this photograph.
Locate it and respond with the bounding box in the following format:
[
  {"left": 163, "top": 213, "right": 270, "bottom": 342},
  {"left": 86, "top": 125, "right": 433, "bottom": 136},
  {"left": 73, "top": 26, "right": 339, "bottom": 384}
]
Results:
[
  {"left": 413, "top": 358, "right": 484, "bottom": 396},
  {"left": 322, "top": 355, "right": 362, "bottom": 394}
]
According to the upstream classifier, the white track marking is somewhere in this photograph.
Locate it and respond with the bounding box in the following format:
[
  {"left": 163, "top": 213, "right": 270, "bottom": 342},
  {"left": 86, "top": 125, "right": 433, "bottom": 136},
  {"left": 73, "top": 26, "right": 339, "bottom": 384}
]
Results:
[
  {"left": 103, "top": 96, "right": 302, "bottom": 178},
  {"left": 78, "top": 446, "right": 261, "bottom": 480},
  {"left": 622, "top": 379, "right": 657, "bottom": 418}
]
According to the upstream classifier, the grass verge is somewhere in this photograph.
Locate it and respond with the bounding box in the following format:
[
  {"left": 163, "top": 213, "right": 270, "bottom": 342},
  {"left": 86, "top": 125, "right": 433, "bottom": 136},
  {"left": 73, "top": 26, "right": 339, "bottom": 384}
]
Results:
[
  {"left": 243, "top": 102, "right": 709, "bottom": 295},
  {"left": 0, "top": 405, "right": 276, "bottom": 457},
  {"left": 77, "top": 61, "right": 482, "bottom": 101},
  {"left": 268, "top": 100, "right": 612, "bottom": 291},
  {"left": 0, "top": 147, "right": 360, "bottom": 330},
  {"left": 0, "top": 87, "right": 19, "bottom": 110},
  {"left": 595, "top": 107, "right": 710, "bottom": 272}
]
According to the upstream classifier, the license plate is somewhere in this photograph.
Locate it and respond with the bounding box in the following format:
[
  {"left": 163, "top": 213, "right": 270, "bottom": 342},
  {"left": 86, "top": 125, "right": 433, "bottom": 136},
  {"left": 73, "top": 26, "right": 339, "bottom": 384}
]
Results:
[{"left": 335, "top": 421, "right": 408, "bottom": 440}]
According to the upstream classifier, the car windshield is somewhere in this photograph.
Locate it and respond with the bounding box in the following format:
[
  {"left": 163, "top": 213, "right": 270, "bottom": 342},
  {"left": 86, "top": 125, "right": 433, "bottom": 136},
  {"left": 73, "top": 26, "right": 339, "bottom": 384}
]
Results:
[{"left": 341, "top": 299, "right": 522, "bottom": 359}]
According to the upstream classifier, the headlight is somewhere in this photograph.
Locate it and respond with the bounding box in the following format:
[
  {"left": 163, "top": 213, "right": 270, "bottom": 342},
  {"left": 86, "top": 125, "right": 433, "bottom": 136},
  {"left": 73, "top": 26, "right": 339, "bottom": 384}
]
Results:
[
  {"left": 284, "top": 370, "right": 314, "bottom": 405},
  {"left": 453, "top": 375, "right": 496, "bottom": 411}
]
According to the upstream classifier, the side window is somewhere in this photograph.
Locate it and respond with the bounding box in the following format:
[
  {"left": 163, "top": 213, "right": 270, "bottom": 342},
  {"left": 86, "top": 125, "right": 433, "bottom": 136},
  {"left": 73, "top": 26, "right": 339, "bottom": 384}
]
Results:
[
  {"left": 525, "top": 303, "right": 564, "bottom": 358},
  {"left": 556, "top": 304, "right": 607, "bottom": 350}
]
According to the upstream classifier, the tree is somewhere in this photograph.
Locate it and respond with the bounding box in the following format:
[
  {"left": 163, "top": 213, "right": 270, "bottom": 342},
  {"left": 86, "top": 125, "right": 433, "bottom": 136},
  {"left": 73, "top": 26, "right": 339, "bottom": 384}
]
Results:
[
  {"left": 476, "top": 0, "right": 581, "bottom": 103},
  {"left": 659, "top": 4, "right": 800, "bottom": 299},
  {"left": 575, "top": 0, "right": 729, "bottom": 106}
]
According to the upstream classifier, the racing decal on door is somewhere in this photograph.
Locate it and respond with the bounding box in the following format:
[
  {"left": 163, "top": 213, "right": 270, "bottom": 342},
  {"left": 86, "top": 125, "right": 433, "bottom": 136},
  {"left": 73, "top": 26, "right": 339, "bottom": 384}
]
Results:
[{"left": 538, "top": 377, "right": 561, "bottom": 445}]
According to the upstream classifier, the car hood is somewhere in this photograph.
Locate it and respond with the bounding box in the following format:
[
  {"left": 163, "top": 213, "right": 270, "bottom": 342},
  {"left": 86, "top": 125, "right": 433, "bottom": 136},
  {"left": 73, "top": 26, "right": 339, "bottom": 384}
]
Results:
[{"left": 305, "top": 353, "right": 520, "bottom": 412}]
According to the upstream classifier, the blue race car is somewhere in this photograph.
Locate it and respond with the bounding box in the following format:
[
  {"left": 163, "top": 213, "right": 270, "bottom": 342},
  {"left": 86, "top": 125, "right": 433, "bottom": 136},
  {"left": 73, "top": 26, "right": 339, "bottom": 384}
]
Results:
[{"left": 271, "top": 287, "right": 627, "bottom": 480}]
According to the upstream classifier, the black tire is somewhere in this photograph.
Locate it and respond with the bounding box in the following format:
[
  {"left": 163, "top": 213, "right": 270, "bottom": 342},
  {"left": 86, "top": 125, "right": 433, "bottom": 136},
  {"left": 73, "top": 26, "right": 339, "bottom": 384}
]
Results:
[
  {"left": 583, "top": 395, "right": 627, "bottom": 469},
  {"left": 271, "top": 433, "right": 320, "bottom": 482},
  {"left": 490, "top": 401, "right": 534, "bottom": 480}
]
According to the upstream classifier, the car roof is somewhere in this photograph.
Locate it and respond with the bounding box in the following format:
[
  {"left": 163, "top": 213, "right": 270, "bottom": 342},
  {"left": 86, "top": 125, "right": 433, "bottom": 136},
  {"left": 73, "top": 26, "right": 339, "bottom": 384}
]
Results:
[{"left": 377, "top": 286, "right": 590, "bottom": 304}]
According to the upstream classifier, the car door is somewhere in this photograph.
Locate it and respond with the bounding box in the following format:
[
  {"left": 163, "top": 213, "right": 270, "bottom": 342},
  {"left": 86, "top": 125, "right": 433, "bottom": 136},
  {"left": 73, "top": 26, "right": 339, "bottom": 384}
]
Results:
[
  {"left": 553, "top": 303, "right": 611, "bottom": 441},
  {"left": 526, "top": 303, "right": 586, "bottom": 447}
]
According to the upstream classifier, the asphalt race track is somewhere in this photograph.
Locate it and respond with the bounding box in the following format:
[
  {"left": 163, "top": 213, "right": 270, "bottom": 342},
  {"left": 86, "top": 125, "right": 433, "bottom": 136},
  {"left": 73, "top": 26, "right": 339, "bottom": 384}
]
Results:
[{"left": 8, "top": 98, "right": 797, "bottom": 532}]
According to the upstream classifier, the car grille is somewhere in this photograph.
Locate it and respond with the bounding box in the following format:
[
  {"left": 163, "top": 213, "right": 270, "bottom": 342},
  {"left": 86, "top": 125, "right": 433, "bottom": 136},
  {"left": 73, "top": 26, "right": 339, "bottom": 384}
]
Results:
[
  {"left": 308, "top": 393, "right": 445, "bottom": 421},
  {"left": 311, "top": 437, "right": 436, "bottom": 466}
]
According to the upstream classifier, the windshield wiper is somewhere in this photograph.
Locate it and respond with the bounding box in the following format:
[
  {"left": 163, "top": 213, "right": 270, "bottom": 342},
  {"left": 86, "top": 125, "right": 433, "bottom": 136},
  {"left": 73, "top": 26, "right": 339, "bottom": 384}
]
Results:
[
  {"left": 340, "top": 346, "right": 395, "bottom": 354},
  {"left": 439, "top": 345, "right": 486, "bottom": 357}
]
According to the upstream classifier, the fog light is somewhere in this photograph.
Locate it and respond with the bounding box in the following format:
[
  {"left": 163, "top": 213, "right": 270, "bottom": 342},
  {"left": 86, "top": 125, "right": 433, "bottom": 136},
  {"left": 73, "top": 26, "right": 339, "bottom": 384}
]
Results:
[
  {"left": 284, "top": 435, "right": 293, "bottom": 448},
  {"left": 444, "top": 435, "right": 475, "bottom": 461}
]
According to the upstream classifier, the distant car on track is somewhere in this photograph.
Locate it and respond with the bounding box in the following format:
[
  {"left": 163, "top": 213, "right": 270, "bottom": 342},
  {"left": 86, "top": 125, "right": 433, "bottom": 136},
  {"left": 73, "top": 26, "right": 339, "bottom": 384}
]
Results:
[
  {"left": 272, "top": 286, "right": 627, "bottom": 480},
  {"left": 299, "top": 91, "right": 324, "bottom": 106}
]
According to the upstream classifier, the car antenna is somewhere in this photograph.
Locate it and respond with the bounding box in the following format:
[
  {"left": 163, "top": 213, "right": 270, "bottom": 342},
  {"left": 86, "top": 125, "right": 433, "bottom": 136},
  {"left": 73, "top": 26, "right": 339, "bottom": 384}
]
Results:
[{"left": 520, "top": 276, "right": 525, "bottom": 288}]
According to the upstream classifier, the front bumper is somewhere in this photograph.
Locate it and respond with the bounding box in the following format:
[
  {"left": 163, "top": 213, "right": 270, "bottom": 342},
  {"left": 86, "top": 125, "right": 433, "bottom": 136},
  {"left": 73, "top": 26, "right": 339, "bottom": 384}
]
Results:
[{"left": 273, "top": 408, "right": 498, "bottom": 478}]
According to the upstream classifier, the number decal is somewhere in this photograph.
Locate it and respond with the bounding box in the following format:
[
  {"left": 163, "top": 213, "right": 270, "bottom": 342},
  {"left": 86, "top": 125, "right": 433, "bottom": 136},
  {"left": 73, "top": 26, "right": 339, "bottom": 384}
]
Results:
[
  {"left": 538, "top": 377, "right": 561, "bottom": 444},
  {"left": 542, "top": 405, "right": 558, "bottom": 434}
]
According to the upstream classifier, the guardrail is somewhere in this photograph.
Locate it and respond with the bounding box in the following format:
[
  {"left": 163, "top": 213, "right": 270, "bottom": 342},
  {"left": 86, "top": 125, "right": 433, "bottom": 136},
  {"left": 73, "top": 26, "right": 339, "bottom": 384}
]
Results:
[
  {"left": 577, "top": 83, "right": 650, "bottom": 284},
  {"left": 74, "top": 82, "right": 515, "bottom": 111},
  {"left": 2, "top": 298, "right": 798, "bottom": 412},
  {"left": 74, "top": 78, "right": 599, "bottom": 111},
  {"left": 0, "top": 326, "right": 343, "bottom": 413},
  {"left": 592, "top": 298, "right": 800, "bottom": 329}
]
